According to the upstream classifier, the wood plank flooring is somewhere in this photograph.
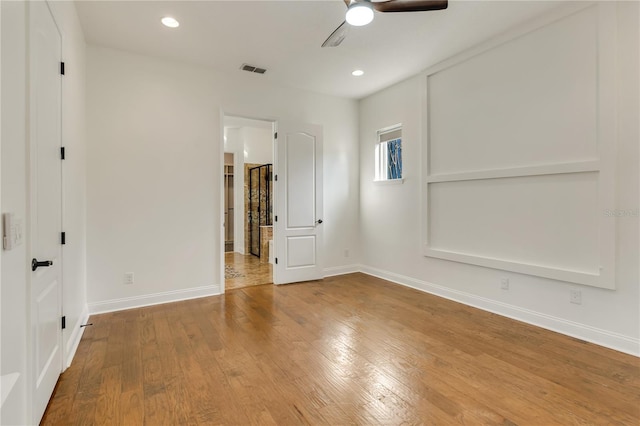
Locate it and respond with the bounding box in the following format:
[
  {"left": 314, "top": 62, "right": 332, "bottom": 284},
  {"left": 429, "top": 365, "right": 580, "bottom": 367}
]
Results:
[{"left": 42, "top": 273, "right": 640, "bottom": 425}]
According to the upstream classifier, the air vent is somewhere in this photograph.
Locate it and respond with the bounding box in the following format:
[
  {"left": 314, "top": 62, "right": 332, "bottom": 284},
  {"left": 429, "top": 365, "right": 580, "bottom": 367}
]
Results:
[{"left": 240, "top": 63, "right": 267, "bottom": 74}]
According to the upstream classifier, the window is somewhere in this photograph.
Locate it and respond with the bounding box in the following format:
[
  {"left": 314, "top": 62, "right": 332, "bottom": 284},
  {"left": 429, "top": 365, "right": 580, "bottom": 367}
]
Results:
[{"left": 375, "top": 125, "right": 402, "bottom": 182}]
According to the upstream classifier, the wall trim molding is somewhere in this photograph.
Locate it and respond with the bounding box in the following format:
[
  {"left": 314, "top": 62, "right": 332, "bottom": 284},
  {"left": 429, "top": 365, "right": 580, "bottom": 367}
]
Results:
[
  {"left": 87, "top": 285, "right": 222, "bottom": 315},
  {"left": 323, "top": 264, "right": 360, "bottom": 277},
  {"left": 65, "top": 305, "right": 89, "bottom": 369},
  {"left": 422, "top": 247, "right": 603, "bottom": 288},
  {"left": 359, "top": 265, "right": 639, "bottom": 357},
  {"left": 425, "top": 160, "right": 600, "bottom": 184}
]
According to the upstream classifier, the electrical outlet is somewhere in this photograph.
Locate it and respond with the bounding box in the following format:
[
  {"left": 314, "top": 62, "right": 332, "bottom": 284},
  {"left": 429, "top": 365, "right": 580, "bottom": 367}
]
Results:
[
  {"left": 124, "top": 272, "right": 134, "bottom": 285},
  {"left": 500, "top": 278, "right": 509, "bottom": 290},
  {"left": 344, "top": 248, "right": 350, "bottom": 258},
  {"left": 570, "top": 289, "right": 582, "bottom": 305}
]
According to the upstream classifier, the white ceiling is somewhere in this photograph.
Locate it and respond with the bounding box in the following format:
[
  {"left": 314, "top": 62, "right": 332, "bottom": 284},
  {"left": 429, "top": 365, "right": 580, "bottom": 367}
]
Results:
[{"left": 75, "top": 0, "right": 566, "bottom": 100}]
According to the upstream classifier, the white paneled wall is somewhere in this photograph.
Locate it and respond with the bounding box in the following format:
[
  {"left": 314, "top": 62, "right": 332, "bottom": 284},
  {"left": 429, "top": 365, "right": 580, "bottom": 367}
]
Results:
[
  {"left": 428, "top": 173, "right": 600, "bottom": 273},
  {"left": 427, "top": 6, "right": 599, "bottom": 175},
  {"left": 360, "top": 2, "right": 639, "bottom": 355},
  {"left": 423, "top": 4, "right": 616, "bottom": 289}
]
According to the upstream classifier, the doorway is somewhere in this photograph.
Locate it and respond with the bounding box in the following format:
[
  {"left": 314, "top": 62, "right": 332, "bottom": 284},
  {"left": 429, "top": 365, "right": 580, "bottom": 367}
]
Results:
[{"left": 223, "top": 115, "right": 274, "bottom": 290}]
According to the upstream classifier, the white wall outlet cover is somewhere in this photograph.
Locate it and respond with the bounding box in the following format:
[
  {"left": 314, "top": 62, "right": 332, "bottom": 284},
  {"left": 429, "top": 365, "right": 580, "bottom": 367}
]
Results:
[
  {"left": 500, "top": 278, "right": 509, "bottom": 290},
  {"left": 570, "top": 289, "right": 582, "bottom": 305}
]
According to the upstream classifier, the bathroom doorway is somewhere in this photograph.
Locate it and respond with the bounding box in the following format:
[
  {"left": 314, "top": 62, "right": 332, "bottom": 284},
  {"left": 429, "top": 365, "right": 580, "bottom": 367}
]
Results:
[{"left": 223, "top": 115, "right": 274, "bottom": 290}]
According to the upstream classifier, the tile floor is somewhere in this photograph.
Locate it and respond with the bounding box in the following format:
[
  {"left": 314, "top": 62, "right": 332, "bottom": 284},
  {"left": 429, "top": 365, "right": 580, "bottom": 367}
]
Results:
[{"left": 224, "top": 252, "right": 273, "bottom": 290}]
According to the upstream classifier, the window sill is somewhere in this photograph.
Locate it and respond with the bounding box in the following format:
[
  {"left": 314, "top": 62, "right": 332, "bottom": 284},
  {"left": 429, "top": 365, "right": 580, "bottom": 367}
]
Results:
[{"left": 373, "top": 178, "right": 404, "bottom": 186}]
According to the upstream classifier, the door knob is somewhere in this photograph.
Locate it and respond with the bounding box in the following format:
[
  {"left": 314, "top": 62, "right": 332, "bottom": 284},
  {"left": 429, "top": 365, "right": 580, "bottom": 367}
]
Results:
[
  {"left": 316, "top": 219, "right": 323, "bottom": 224},
  {"left": 32, "top": 258, "right": 53, "bottom": 272}
]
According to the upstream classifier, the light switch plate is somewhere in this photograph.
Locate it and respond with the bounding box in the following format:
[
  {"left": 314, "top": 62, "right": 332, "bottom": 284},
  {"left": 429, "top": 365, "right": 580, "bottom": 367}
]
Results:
[{"left": 3, "top": 213, "right": 23, "bottom": 250}]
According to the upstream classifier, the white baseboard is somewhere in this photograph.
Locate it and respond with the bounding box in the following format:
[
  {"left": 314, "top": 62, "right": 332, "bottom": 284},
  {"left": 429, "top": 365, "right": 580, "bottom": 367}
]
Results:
[
  {"left": 65, "top": 305, "right": 89, "bottom": 369},
  {"left": 87, "top": 284, "right": 222, "bottom": 315},
  {"left": 323, "top": 264, "right": 361, "bottom": 278},
  {"left": 359, "top": 265, "right": 640, "bottom": 357}
]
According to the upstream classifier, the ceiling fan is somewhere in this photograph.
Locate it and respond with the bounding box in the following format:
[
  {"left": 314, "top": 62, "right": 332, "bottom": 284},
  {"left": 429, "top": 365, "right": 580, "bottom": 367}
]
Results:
[{"left": 322, "top": 0, "right": 448, "bottom": 48}]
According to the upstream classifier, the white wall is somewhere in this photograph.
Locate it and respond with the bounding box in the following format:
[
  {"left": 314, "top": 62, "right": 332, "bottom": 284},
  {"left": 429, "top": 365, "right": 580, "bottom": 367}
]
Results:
[
  {"left": 359, "top": 2, "right": 639, "bottom": 355},
  {"left": 1, "top": 1, "right": 87, "bottom": 423},
  {"left": 242, "top": 127, "right": 273, "bottom": 165},
  {"left": 86, "top": 46, "right": 360, "bottom": 312}
]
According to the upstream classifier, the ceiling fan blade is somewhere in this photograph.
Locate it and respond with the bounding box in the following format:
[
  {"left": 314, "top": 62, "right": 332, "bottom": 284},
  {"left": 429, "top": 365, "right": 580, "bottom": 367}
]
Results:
[
  {"left": 372, "top": 0, "right": 448, "bottom": 13},
  {"left": 322, "top": 21, "right": 350, "bottom": 48}
]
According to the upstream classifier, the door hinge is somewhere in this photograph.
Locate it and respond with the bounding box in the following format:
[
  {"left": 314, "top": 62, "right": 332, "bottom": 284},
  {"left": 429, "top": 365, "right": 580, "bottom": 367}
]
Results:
[
  {"left": 275, "top": 258, "right": 278, "bottom": 264},
  {"left": 61, "top": 316, "right": 66, "bottom": 330},
  {"left": 274, "top": 132, "right": 278, "bottom": 139},
  {"left": 60, "top": 62, "right": 65, "bottom": 75},
  {"left": 275, "top": 174, "right": 278, "bottom": 181},
  {"left": 61, "top": 232, "right": 66, "bottom": 245},
  {"left": 275, "top": 215, "right": 278, "bottom": 222},
  {"left": 61, "top": 147, "right": 66, "bottom": 160}
]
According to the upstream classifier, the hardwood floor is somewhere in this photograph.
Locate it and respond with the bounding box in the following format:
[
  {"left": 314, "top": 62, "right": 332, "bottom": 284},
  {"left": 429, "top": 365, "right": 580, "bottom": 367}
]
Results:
[
  {"left": 225, "top": 252, "right": 272, "bottom": 290},
  {"left": 42, "top": 273, "right": 639, "bottom": 425}
]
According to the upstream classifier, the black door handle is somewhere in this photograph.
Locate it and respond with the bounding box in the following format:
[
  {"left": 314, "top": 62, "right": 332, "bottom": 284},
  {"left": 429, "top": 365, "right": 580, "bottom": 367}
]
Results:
[
  {"left": 316, "top": 219, "right": 323, "bottom": 224},
  {"left": 32, "top": 258, "right": 53, "bottom": 272}
]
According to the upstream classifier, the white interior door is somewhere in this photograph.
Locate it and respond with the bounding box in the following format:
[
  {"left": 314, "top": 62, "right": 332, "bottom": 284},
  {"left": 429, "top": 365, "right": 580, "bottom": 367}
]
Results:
[
  {"left": 274, "top": 121, "right": 323, "bottom": 284},
  {"left": 29, "top": 1, "right": 63, "bottom": 423}
]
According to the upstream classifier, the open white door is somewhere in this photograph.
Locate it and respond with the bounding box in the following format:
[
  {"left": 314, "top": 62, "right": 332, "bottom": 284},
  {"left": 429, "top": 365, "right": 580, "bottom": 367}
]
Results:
[
  {"left": 29, "top": 1, "right": 63, "bottom": 423},
  {"left": 273, "top": 121, "right": 323, "bottom": 284}
]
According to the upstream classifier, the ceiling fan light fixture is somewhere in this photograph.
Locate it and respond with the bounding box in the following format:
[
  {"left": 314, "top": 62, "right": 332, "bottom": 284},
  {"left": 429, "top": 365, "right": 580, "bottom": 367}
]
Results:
[
  {"left": 345, "top": 3, "right": 374, "bottom": 27},
  {"left": 161, "top": 17, "right": 180, "bottom": 28}
]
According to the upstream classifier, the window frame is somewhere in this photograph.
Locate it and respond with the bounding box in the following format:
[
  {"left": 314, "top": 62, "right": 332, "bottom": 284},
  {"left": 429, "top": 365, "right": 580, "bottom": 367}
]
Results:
[{"left": 374, "top": 124, "right": 404, "bottom": 184}]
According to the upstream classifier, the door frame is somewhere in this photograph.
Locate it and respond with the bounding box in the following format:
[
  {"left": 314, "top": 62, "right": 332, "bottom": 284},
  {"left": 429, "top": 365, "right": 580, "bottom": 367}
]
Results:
[
  {"left": 27, "top": 0, "right": 66, "bottom": 421},
  {"left": 219, "top": 110, "right": 276, "bottom": 293}
]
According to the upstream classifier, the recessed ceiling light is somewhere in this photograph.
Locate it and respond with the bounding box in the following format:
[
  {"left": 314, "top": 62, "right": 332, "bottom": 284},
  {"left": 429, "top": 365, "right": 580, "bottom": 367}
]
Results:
[
  {"left": 161, "top": 17, "right": 179, "bottom": 28},
  {"left": 352, "top": 69, "right": 365, "bottom": 77}
]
